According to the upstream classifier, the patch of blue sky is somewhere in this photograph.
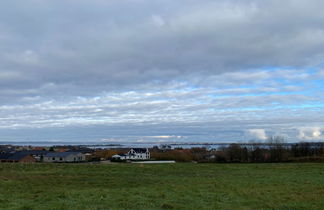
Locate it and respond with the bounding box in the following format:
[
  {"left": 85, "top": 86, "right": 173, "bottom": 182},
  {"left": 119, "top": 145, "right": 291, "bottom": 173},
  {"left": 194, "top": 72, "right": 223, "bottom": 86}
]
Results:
[
  {"left": 211, "top": 102, "right": 324, "bottom": 113},
  {"left": 257, "top": 67, "right": 318, "bottom": 85},
  {"left": 265, "top": 103, "right": 324, "bottom": 110},
  {"left": 312, "top": 80, "right": 324, "bottom": 89},
  {"left": 184, "top": 84, "right": 201, "bottom": 90},
  {"left": 211, "top": 107, "right": 265, "bottom": 112},
  {"left": 272, "top": 78, "right": 299, "bottom": 86},
  {"left": 260, "top": 66, "right": 318, "bottom": 73},
  {"left": 259, "top": 66, "right": 295, "bottom": 72},
  {"left": 206, "top": 90, "right": 309, "bottom": 99}
]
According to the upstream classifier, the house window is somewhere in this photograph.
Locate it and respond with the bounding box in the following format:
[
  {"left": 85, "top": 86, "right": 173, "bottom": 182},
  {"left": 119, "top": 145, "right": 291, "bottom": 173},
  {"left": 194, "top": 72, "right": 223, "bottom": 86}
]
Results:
[
  {"left": 52, "top": 157, "right": 55, "bottom": 160},
  {"left": 60, "top": 157, "right": 63, "bottom": 161}
]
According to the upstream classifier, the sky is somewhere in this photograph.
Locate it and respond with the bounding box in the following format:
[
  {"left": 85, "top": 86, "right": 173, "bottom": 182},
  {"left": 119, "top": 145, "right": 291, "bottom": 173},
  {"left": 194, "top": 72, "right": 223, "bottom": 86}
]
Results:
[{"left": 0, "top": 0, "right": 324, "bottom": 143}]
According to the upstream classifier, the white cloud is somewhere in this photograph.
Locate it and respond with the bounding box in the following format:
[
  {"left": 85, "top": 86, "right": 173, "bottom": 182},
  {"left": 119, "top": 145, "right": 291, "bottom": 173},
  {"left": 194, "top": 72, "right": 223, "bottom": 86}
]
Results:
[
  {"left": 247, "top": 129, "right": 268, "bottom": 140},
  {"left": 298, "top": 127, "right": 324, "bottom": 141},
  {"left": 151, "top": 15, "right": 166, "bottom": 27}
]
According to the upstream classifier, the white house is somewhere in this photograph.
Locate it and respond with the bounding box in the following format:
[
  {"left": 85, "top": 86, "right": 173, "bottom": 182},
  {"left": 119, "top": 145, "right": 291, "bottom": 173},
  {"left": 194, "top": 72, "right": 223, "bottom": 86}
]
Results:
[
  {"left": 127, "top": 148, "right": 150, "bottom": 160},
  {"left": 112, "top": 148, "right": 150, "bottom": 161},
  {"left": 111, "top": 154, "right": 128, "bottom": 160},
  {"left": 43, "top": 152, "right": 86, "bottom": 163}
]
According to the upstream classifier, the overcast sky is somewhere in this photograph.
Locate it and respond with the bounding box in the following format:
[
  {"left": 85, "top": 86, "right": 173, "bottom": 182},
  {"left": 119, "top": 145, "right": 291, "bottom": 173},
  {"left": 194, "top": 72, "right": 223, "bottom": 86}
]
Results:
[{"left": 0, "top": 0, "right": 324, "bottom": 143}]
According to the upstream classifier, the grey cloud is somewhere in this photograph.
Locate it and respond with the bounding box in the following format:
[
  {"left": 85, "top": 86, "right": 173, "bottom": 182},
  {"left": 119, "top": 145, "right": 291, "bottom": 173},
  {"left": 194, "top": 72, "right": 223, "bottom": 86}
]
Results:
[
  {"left": 0, "top": 85, "right": 322, "bottom": 129},
  {"left": 1, "top": 0, "right": 324, "bottom": 96},
  {"left": 0, "top": 0, "right": 324, "bottom": 142}
]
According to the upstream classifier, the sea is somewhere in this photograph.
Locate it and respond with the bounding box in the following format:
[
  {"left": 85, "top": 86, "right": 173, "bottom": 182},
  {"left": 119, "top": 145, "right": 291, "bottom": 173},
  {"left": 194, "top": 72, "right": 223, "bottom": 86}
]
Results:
[{"left": 0, "top": 140, "right": 236, "bottom": 150}]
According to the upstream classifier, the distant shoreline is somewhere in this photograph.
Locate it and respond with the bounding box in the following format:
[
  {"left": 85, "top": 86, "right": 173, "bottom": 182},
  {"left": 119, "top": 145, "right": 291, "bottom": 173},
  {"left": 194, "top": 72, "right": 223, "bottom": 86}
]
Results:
[{"left": 1, "top": 141, "right": 324, "bottom": 149}]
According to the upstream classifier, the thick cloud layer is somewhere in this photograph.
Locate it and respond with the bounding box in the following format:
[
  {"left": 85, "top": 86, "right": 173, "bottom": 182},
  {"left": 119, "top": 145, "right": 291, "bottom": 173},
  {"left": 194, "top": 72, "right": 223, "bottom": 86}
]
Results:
[{"left": 0, "top": 0, "right": 324, "bottom": 142}]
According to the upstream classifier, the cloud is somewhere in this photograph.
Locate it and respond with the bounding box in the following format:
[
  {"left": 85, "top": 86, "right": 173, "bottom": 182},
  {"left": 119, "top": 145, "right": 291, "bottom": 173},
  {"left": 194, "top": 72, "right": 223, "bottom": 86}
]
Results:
[
  {"left": 0, "top": 71, "right": 23, "bottom": 80},
  {"left": 298, "top": 127, "right": 324, "bottom": 141},
  {"left": 1, "top": 0, "right": 324, "bottom": 94},
  {"left": 0, "top": 0, "right": 324, "bottom": 142},
  {"left": 246, "top": 129, "right": 268, "bottom": 140},
  {"left": 151, "top": 15, "right": 166, "bottom": 27}
]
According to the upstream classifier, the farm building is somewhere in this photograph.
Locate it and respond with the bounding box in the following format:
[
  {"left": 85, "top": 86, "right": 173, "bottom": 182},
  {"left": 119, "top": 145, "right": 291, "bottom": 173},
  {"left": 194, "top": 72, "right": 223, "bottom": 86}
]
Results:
[
  {"left": 0, "top": 152, "right": 37, "bottom": 163},
  {"left": 16, "top": 150, "right": 49, "bottom": 162},
  {"left": 111, "top": 154, "right": 128, "bottom": 160},
  {"left": 43, "top": 152, "right": 86, "bottom": 163}
]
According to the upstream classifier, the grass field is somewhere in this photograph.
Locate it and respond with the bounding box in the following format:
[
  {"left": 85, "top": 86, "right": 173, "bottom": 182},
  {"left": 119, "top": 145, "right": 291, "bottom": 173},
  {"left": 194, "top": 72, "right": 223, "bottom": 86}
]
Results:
[{"left": 1, "top": 163, "right": 324, "bottom": 210}]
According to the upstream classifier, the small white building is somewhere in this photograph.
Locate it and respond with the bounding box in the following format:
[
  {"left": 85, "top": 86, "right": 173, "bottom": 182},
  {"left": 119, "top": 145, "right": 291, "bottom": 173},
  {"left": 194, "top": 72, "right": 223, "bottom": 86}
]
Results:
[
  {"left": 43, "top": 152, "right": 86, "bottom": 163},
  {"left": 111, "top": 154, "right": 128, "bottom": 160},
  {"left": 112, "top": 148, "right": 150, "bottom": 161}
]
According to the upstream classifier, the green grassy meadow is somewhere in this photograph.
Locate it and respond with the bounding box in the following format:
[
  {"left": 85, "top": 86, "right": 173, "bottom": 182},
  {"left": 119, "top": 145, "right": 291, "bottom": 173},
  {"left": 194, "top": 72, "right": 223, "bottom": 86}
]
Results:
[{"left": 1, "top": 163, "right": 324, "bottom": 210}]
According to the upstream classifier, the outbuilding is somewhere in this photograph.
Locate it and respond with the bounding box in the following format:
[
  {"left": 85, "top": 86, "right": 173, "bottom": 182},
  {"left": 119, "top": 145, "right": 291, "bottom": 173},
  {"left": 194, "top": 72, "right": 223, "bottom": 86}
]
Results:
[
  {"left": 43, "top": 152, "right": 86, "bottom": 163},
  {"left": 0, "top": 152, "right": 36, "bottom": 163}
]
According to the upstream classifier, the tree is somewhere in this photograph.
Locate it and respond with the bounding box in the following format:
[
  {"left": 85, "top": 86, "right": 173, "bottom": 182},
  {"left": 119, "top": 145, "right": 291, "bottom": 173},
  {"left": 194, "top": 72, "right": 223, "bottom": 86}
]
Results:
[{"left": 266, "top": 136, "right": 288, "bottom": 162}]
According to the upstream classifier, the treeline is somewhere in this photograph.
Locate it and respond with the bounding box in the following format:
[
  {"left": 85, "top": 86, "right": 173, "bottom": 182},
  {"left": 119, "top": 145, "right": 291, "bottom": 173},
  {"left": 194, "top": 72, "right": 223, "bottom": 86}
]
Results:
[{"left": 151, "top": 141, "right": 324, "bottom": 163}]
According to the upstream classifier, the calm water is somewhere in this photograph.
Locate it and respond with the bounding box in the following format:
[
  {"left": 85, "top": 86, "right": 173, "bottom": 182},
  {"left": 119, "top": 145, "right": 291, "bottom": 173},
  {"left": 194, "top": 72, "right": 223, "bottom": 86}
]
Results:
[{"left": 0, "top": 140, "right": 231, "bottom": 149}]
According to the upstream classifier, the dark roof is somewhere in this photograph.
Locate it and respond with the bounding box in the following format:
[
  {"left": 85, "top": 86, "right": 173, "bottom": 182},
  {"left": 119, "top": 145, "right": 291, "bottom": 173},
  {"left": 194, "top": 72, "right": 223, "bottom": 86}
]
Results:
[
  {"left": 131, "top": 148, "right": 148, "bottom": 153},
  {"left": 44, "top": 152, "right": 82, "bottom": 158},
  {"left": 0, "top": 153, "right": 12, "bottom": 160},
  {"left": 9, "top": 153, "right": 34, "bottom": 161},
  {"left": 0, "top": 152, "right": 34, "bottom": 161},
  {"left": 0, "top": 147, "right": 15, "bottom": 153},
  {"left": 16, "top": 150, "right": 49, "bottom": 155},
  {"left": 68, "top": 148, "right": 94, "bottom": 153}
]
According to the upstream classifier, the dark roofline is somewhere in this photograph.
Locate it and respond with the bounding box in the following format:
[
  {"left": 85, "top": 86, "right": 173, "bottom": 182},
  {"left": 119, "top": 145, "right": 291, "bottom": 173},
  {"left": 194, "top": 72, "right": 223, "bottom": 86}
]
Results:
[
  {"left": 130, "top": 148, "right": 149, "bottom": 153},
  {"left": 44, "top": 152, "right": 83, "bottom": 158},
  {"left": 0, "top": 152, "right": 34, "bottom": 161}
]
